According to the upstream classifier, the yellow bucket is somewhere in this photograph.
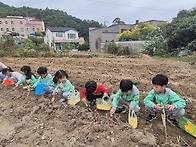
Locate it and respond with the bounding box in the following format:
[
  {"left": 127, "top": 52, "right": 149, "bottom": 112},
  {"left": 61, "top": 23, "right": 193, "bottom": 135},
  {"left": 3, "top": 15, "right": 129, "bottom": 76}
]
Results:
[
  {"left": 96, "top": 97, "right": 112, "bottom": 111},
  {"left": 128, "top": 110, "right": 137, "bottom": 128},
  {"left": 97, "top": 104, "right": 111, "bottom": 110},
  {"left": 68, "top": 90, "right": 80, "bottom": 105}
]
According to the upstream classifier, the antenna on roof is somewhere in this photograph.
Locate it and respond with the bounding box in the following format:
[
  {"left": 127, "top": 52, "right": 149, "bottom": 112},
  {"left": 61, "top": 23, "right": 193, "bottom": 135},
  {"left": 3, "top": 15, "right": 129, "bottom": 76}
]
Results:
[
  {"left": 26, "top": 10, "right": 28, "bottom": 17},
  {"left": 104, "top": 18, "right": 109, "bottom": 27}
]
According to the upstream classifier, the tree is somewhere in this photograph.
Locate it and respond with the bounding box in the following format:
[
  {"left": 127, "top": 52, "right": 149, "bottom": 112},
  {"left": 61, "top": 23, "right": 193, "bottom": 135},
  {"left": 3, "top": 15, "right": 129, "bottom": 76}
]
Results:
[
  {"left": 130, "top": 22, "right": 155, "bottom": 40},
  {"left": 112, "top": 17, "right": 125, "bottom": 25},
  {"left": 166, "top": 8, "right": 196, "bottom": 51},
  {"left": 95, "top": 37, "right": 102, "bottom": 51},
  {"left": 143, "top": 22, "right": 169, "bottom": 56},
  {"left": 117, "top": 22, "right": 155, "bottom": 41},
  {"left": 117, "top": 29, "right": 132, "bottom": 41}
]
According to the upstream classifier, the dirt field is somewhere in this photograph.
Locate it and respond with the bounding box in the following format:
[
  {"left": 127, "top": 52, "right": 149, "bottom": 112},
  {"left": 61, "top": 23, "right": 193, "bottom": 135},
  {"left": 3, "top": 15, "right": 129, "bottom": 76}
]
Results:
[{"left": 0, "top": 53, "right": 196, "bottom": 147}]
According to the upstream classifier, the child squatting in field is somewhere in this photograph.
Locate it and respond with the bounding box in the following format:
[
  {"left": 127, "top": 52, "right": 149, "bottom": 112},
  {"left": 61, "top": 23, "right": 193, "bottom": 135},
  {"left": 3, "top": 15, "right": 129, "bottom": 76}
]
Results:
[
  {"left": 110, "top": 79, "right": 140, "bottom": 116},
  {"left": 30, "top": 67, "right": 55, "bottom": 94},
  {"left": 80, "top": 80, "right": 109, "bottom": 107},
  {"left": 2, "top": 67, "right": 23, "bottom": 85},
  {"left": 51, "top": 70, "right": 74, "bottom": 102},
  {"left": 15, "top": 66, "right": 37, "bottom": 88},
  {"left": 144, "top": 74, "right": 186, "bottom": 128}
]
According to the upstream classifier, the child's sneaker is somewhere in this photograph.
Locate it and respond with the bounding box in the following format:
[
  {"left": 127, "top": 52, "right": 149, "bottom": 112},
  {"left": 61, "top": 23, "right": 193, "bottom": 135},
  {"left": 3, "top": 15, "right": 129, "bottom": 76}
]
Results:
[
  {"left": 88, "top": 101, "right": 95, "bottom": 107},
  {"left": 23, "top": 86, "right": 28, "bottom": 89},
  {"left": 115, "top": 106, "right": 126, "bottom": 113},
  {"left": 59, "top": 98, "right": 66, "bottom": 102},
  {"left": 167, "top": 116, "right": 180, "bottom": 128},
  {"left": 146, "top": 114, "right": 156, "bottom": 121}
]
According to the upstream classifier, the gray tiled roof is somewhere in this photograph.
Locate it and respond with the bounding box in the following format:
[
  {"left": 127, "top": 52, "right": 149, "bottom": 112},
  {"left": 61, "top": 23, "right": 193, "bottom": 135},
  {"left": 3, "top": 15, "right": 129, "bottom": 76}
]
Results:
[{"left": 48, "top": 27, "right": 78, "bottom": 32}]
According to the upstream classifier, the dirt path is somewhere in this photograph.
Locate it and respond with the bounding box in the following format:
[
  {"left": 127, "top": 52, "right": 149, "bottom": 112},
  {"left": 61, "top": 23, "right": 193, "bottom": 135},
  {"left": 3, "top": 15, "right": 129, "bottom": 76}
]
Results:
[{"left": 0, "top": 55, "right": 196, "bottom": 146}]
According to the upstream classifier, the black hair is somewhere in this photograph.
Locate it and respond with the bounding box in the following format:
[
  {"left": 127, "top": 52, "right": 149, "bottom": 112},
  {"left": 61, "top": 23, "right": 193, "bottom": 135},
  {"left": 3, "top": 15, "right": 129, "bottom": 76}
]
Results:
[
  {"left": 37, "top": 67, "right": 47, "bottom": 75},
  {"left": 152, "top": 74, "right": 168, "bottom": 86},
  {"left": 2, "top": 66, "right": 13, "bottom": 74},
  {"left": 21, "top": 66, "right": 36, "bottom": 80},
  {"left": 85, "top": 80, "right": 97, "bottom": 94},
  {"left": 120, "top": 79, "right": 133, "bottom": 92},
  {"left": 53, "top": 70, "right": 69, "bottom": 84}
]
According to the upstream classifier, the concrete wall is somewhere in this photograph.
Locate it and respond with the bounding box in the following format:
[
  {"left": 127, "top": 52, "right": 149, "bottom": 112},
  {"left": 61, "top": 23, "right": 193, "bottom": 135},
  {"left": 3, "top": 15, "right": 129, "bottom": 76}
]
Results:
[{"left": 101, "top": 41, "right": 146, "bottom": 53}]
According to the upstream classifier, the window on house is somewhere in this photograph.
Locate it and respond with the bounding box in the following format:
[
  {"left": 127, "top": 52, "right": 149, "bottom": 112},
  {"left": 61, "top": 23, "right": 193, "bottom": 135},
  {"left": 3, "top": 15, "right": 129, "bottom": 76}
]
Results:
[
  {"left": 5, "top": 21, "right": 8, "bottom": 24},
  {"left": 33, "top": 28, "right": 35, "bottom": 31},
  {"left": 12, "top": 28, "right": 15, "bottom": 31},
  {"left": 1, "top": 28, "right": 4, "bottom": 31},
  {"left": 55, "top": 43, "right": 62, "bottom": 50},
  {"left": 6, "top": 28, "right": 9, "bottom": 31},
  {"left": 20, "top": 21, "right": 23, "bottom": 24},
  {"left": 121, "top": 29, "right": 126, "bottom": 33},
  {"left": 21, "top": 28, "right": 24, "bottom": 32},
  {"left": 37, "top": 28, "right": 40, "bottom": 31},
  {"left": 27, "top": 28, "right": 29, "bottom": 32},
  {"left": 68, "top": 34, "right": 76, "bottom": 39},
  {"left": 56, "top": 33, "right": 63, "bottom": 37},
  {"left": 0, "top": 21, "right": 2, "bottom": 24},
  {"left": 11, "top": 21, "right": 14, "bottom": 24}
]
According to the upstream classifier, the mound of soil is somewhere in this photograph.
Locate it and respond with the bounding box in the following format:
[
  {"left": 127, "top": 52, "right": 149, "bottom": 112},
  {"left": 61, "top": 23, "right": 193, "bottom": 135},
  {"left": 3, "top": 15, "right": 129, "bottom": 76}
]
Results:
[{"left": 0, "top": 55, "right": 195, "bottom": 146}]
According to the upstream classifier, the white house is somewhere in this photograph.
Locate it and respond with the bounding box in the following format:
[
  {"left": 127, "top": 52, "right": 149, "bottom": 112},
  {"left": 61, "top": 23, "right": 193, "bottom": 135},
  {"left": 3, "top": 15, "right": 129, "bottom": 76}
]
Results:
[{"left": 44, "top": 27, "right": 84, "bottom": 50}]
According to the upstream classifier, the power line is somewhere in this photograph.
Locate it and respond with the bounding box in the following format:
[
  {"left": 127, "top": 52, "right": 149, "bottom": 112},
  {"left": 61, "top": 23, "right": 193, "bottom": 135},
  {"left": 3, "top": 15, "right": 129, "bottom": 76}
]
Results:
[{"left": 85, "top": 0, "right": 177, "bottom": 12}]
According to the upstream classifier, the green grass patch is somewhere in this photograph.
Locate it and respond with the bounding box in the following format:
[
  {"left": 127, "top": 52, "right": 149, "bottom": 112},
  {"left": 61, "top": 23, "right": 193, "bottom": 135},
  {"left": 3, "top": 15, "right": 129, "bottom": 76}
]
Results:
[{"left": 152, "top": 54, "right": 196, "bottom": 62}]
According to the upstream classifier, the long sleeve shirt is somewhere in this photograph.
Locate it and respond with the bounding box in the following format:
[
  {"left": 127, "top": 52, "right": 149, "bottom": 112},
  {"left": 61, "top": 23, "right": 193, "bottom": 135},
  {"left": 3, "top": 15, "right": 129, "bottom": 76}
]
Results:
[
  {"left": 0, "top": 62, "right": 7, "bottom": 72},
  {"left": 144, "top": 88, "right": 186, "bottom": 109},
  {"left": 112, "top": 85, "right": 139, "bottom": 109},
  {"left": 32, "top": 73, "right": 54, "bottom": 88},
  {"left": 4, "top": 72, "right": 23, "bottom": 83},
  {"left": 17, "top": 75, "right": 37, "bottom": 85},
  {"left": 54, "top": 80, "right": 74, "bottom": 92},
  {"left": 80, "top": 85, "right": 109, "bottom": 99}
]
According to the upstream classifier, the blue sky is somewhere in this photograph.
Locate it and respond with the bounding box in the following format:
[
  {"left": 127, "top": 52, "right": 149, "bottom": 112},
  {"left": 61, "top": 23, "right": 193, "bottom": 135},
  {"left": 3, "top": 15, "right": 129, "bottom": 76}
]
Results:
[{"left": 1, "top": 0, "right": 196, "bottom": 25}]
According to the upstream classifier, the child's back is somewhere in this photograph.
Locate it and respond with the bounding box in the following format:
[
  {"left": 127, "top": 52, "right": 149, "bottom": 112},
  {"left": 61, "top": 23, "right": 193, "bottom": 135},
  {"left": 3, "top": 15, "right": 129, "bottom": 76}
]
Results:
[{"left": 11, "top": 72, "right": 23, "bottom": 83}]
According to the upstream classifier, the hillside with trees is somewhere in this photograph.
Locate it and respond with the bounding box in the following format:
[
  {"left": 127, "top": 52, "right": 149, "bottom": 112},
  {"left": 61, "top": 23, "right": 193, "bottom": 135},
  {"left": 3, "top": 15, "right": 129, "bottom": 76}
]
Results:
[{"left": 0, "top": 2, "right": 102, "bottom": 41}]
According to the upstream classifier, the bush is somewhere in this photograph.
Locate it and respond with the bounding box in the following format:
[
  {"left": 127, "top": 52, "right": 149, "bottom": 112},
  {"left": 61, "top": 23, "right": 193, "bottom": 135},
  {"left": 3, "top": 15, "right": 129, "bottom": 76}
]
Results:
[
  {"left": 187, "top": 39, "right": 196, "bottom": 51},
  {"left": 103, "top": 42, "right": 134, "bottom": 56},
  {"left": 0, "top": 49, "right": 7, "bottom": 57},
  {"left": 0, "top": 35, "right": 16, "bottom": 52},
  {"left": 117, "top": 46, "right": 132, "bottom": 56},
  {"left": 78, "top": 43, "right": 89, "bottom": 51},
  {"left": 103, "top": 42, "right": 118, "bottom": 54},
  {"left": 62, "top": 43, "right": 75, "bottom": 52}
]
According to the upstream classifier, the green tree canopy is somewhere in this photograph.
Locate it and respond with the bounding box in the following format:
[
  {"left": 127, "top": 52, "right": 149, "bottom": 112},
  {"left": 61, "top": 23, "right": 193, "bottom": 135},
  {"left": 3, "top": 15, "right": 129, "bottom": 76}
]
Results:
[
  {"left": 166, "top": 8, "right": 196, "bottom": 51},
  {"left": 112, "top": 17, "right": 125, "bottom": 25}
]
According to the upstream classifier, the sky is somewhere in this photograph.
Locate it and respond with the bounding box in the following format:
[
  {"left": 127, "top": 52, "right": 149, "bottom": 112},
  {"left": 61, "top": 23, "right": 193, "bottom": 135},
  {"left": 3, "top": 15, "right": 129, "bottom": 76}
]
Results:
[{"left": 1, "top": 0, "right": 196, "bottom": 25}]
